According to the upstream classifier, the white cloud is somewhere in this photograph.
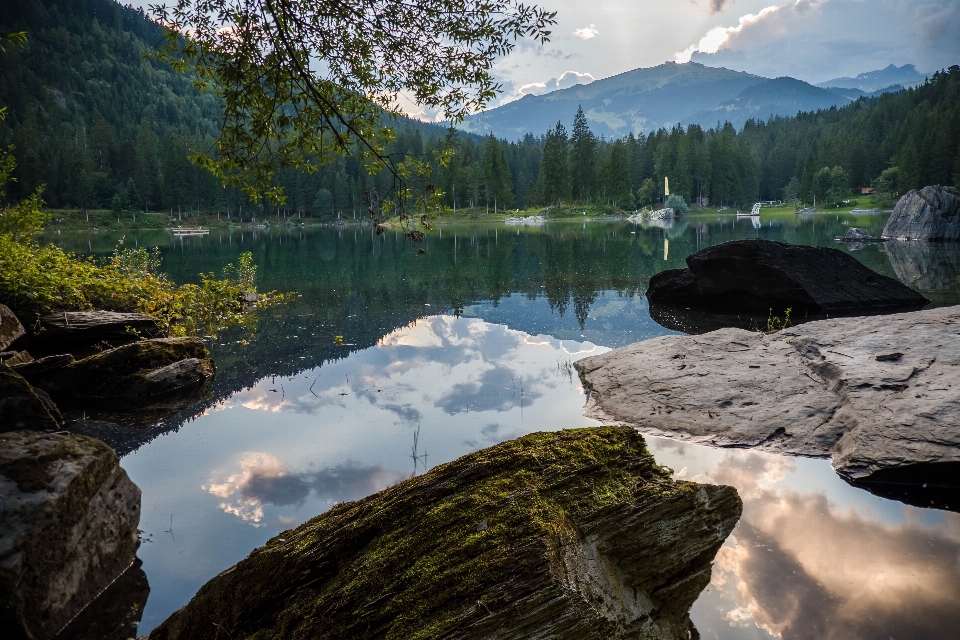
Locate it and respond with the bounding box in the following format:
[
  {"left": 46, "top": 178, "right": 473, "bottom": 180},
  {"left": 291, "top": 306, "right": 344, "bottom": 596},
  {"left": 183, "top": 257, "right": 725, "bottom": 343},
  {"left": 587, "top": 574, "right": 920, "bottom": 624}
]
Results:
[
  {"left": 573, "top": 24, "right": 600, "bottom": 40},
  {"left": 558, "top": 70, "right": 596, "bottom": 89},
  {"left": 675, "top": 4, "right": 783, "bottom": 63},
  {"left": 518, "top": 71, "right": 596, "bottom": 97}
]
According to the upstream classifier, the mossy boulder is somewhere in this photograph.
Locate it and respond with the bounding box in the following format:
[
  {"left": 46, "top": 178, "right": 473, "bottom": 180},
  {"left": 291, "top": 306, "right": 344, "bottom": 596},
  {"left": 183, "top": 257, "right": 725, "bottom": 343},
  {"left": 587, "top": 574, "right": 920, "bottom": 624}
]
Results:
[
  {"left": 0, "top": 431, "right": 141, "bottom": 640},
  {"left": 0, "top": 365, "right": 60, "bottom": 433},
  {"left": 27, "top": 337, "right": 214, "bottom": 400},
  {"left": 150, "top": 426, "right": 742, "bottom": 640}
]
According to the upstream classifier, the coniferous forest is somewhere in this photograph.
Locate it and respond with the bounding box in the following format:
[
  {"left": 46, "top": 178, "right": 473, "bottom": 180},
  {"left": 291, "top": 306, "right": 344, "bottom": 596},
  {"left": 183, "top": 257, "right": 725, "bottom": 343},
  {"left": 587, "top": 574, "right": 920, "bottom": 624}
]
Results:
[{"left": 1, "top": 0, "right": 959, "bottom": 220}]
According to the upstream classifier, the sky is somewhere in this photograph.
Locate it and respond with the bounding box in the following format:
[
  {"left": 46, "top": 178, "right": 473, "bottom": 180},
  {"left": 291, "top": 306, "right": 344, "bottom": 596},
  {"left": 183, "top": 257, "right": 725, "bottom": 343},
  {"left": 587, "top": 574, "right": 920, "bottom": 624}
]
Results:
[
  {"left": 485, "top": 0, "right": 960, "bottom": 105},
  {"left": 133, "top": 0, "right": 960, "bottom": 118}
]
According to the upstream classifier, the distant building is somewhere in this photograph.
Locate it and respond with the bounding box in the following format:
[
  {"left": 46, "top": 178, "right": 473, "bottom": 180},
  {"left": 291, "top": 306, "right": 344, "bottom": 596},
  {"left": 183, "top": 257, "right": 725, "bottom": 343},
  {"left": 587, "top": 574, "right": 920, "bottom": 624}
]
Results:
[
  {"left": 695, "top": 196, "right": 710, "bottom": 206},
  {"left": 861, "top": 186, "right": 874, "bottom": 195}
]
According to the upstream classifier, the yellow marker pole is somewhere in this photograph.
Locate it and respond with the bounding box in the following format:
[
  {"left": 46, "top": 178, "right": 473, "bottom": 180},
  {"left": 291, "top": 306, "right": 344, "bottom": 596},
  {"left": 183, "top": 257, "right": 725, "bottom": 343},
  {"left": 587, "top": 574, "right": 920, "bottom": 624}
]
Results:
[{"left": 664, "top": 177, "right": 670, "bottom": 197}]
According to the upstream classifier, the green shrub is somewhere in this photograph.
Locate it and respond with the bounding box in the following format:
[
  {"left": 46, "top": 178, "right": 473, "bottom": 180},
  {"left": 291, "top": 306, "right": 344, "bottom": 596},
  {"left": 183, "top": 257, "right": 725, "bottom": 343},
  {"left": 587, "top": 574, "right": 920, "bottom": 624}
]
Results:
[
  {"left": 664, "top": 194, "right": 689, "bottom": 214},
  {"left": 0, "top": 236, "right": 278, "bottom": 337}
]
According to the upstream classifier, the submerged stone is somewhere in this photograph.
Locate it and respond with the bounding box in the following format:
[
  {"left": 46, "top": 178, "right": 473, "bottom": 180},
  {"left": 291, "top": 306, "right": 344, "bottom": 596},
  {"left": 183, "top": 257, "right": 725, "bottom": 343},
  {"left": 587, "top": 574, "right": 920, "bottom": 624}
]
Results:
[
  {"left": 576, "top": 306, "right": 960, "bottom": 500},
  {"left": 0, "top": 431, "right": 141, "bottom": 640},
  {"left": 149, "top": 426, "right": 741, "bottom": 640}
]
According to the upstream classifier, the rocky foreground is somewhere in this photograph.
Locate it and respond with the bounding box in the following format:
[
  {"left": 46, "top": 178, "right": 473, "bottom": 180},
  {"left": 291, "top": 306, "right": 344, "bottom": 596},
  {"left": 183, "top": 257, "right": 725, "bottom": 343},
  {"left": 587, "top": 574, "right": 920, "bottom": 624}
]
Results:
[
  {"left": 150, "top": 427, "right": 741, "bottom": 640},
  {"left": 0, "top": 431, "right": 141, "bottom": 639},
  {"left": 577, "top": 306, "right": 960, "bottom": 499}
]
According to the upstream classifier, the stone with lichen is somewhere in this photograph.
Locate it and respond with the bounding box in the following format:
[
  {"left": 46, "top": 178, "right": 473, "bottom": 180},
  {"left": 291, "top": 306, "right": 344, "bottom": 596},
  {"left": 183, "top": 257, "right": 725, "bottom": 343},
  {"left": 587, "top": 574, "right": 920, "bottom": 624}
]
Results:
[
  {"left": 149, "top": 426, "right": 741, "bottom": 640},
  {"left": 0, "top": 431, "right": 141, "bottom": 640}
]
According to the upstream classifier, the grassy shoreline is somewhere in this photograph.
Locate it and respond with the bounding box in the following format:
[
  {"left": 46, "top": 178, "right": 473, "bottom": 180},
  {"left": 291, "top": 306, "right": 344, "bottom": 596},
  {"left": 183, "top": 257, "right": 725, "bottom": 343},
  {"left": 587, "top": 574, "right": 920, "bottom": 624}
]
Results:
[{"left": 38, "top": 202, "right": 890, "bottom": 233}]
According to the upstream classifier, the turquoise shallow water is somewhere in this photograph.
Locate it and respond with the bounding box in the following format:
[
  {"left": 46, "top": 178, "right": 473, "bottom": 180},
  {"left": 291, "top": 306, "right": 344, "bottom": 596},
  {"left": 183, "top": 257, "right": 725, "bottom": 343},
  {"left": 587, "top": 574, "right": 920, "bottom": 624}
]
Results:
[{"left": 46, "top": 212, "right": 960, "bottom": 639}]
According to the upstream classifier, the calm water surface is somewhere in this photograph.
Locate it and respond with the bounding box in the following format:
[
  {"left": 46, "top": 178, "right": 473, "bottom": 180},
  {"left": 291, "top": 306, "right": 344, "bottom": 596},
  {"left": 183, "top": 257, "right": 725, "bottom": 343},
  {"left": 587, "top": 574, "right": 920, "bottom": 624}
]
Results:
[{"left": 46, "top": 211, "right": 960, "bottom": 639}]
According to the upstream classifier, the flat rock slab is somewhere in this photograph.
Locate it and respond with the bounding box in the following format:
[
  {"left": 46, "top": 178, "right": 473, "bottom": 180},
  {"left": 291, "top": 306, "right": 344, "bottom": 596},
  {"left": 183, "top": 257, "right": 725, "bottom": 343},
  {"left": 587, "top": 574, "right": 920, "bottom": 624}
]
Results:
[
  {"left": 882, "top": 185, "right": 960, "bottom": 240},
  {"left": 11, "top": 310, "right": 162, "bottom": 358},
  {"left": 150, "top": 427, "right": 741, "bottom": 640},
  {"left": 0, "top": 304, "right": 25, "bottom": 352},
  {"left": 576, "top": 306, "right": 960, "bottom": 487},
  {"left": 0, "top": 431, "right": 141, "bottom": 639},
  {"left": 646, "top": 239, "right": 928, "bottom": 317}
]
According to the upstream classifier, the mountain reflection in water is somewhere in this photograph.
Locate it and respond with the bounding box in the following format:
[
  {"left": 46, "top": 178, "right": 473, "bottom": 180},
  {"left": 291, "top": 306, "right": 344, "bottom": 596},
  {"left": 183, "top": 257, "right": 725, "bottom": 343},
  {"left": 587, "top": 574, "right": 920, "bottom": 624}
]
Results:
[{"left": 45, "top": 213, "right": 960, "bottom": 639}]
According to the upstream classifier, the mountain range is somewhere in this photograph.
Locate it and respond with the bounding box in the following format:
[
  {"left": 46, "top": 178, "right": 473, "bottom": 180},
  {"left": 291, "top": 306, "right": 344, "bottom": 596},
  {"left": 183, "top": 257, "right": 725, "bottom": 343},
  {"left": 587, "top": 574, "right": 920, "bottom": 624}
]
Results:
[
  {"left": 817, "top": 64, "right": 927, "bottom": 92},
  {"left": 458, "top": 62, "right": 911, "bottom": 140}
]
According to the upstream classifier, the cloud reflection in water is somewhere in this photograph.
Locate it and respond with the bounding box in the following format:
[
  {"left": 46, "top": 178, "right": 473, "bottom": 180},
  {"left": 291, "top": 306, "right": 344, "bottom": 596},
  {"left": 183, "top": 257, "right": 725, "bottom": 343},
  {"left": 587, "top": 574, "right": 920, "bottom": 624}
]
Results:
[
  {"left": 697, "top": 451, "right": 960, "bottom": 639},
  {"left": 206, "top": 453, "right": 402, "bottom": 526}
]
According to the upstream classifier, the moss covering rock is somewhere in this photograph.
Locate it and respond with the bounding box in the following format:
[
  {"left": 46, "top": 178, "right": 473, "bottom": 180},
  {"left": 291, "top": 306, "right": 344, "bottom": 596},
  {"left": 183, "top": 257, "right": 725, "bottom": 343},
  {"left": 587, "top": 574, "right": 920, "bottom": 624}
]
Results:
[
  {"left": 150, "top": 426, "right": 741, "bottom": 640},
  {"left": 26, "top": 337, "right": 213, "bottom": 399},
  {"left": 0, "top": 431, "right": 141, "bottom": 640}
]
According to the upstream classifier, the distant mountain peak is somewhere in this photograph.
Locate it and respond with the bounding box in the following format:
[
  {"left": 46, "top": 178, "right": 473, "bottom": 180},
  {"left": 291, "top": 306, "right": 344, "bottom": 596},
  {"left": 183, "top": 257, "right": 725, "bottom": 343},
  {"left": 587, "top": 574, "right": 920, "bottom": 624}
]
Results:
[{"left": 817, "top": 64, "right": 925, "bottom": 92}]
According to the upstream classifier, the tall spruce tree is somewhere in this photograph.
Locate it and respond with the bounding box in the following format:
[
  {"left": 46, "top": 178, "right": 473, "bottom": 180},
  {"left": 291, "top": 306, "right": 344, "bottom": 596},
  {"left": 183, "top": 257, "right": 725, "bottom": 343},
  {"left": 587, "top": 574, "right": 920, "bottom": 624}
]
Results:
[
  {"left": 538, "top": 122, "right": 569, "bottom": 206},
  {"left": 569, "top": 106, "right": 597, "bottom": 202}
]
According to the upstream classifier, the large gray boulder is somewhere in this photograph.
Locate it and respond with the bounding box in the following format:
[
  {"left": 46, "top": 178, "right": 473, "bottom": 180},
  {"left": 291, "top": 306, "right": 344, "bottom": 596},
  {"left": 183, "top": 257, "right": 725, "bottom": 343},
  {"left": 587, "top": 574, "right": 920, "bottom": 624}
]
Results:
[
  {"left": 882, "top": 185, "right": 960, "bottom": 240},
  {"left": 646, "top": 239, "right": 928, "bottom": 317},
  {"left": 0, "top": 304, "right": 25, "bottom": 351},
  {"left": 576, "top": 306, "right": 960, "bottom": 504},
  {"left": 150, "top": 427, "right": 741, "bottom": 640},
  {"left": 0, "top": 431, "right": 141, "bottom": 640}
]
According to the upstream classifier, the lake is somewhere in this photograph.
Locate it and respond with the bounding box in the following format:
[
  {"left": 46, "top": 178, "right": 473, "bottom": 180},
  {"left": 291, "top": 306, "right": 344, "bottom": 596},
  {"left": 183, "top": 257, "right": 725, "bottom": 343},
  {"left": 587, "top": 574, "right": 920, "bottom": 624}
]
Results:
[{"left": 46, "top": 211, "right": 960, "bottom": 639}]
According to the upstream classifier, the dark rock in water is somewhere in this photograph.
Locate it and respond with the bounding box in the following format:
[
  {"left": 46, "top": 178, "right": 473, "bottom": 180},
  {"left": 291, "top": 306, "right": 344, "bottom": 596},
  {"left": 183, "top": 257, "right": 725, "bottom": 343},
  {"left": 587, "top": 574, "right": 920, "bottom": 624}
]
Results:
[
  {"left": 852, "top": 462, "right": 960, "bottom": 512},
  {"left": 149, "top": 427, "right": 742, "bottom": 640},
  {"left": 0, "top": 304, "right": 25, "bottom": 351},
  {"left": 576, "top": 306, "right": 960, "bottom": 509},
  {"left": 836, "top": 227, "right": 883, "bottom": 242},
  {"left": 882, "top": 185, "right": 960, "bottom": 240},
  {"left": 57, "top": 558, "right": 150, "bottom": 640},
  {"left": 0, "top": 365, "right": 60, "bottom": 432},
  {"left": 647, "top": 239, "right": 928, "bottom": 318},
  {"left": 0, "top": 431, "right": 141, "bottom": 640},
  {"left": 10, "top": 310, "right": 162, "bottom": 359},
  {"left": 29, "top": 337, "right": 214, "bottom": 400}
]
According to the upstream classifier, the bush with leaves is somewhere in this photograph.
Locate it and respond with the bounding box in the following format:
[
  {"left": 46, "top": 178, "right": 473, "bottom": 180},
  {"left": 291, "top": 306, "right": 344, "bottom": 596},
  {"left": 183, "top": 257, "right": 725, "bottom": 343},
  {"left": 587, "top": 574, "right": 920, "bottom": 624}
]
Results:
[
  {"left": 664, "top": 194, "right": 689, "bottom": 215},
  {"left": 0, "top": 235, "right": 278, "bottom": 337}
]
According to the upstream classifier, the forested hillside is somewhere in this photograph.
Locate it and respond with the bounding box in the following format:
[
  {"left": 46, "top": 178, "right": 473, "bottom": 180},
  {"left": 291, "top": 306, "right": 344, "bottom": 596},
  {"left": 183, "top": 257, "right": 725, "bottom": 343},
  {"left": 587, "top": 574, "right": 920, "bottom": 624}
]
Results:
[
  {"left": 0, "top": 0, "right": 455, "bottom": 217},
  {"left": 2, "top": 0, "right": 958, "bottom": 217}
]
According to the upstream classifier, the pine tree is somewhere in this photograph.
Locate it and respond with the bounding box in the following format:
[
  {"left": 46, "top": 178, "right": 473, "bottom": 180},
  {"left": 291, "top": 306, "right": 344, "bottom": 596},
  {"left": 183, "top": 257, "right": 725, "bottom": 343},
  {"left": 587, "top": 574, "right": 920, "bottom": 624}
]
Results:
[
  {"left": 602, "top": 140, "right": 633, "bottom": 209},
  {"left": 537, "top": 122, "right": 569, "bottom": 206},
  {"left": 569, "top": 106, "right": 597, "bottom": 202}
]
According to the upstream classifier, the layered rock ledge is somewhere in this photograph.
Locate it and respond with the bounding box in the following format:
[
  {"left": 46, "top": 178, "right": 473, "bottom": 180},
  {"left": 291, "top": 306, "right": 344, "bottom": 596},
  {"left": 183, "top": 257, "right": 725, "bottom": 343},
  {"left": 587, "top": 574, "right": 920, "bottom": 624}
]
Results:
[
  {"left": 150, "top": 427, "right": 741, "bottom": 640},
  {"left": 0, "top": 431, "right": 141, "bottom": 640},
  {"left": 576, "top": 306, "right": 960, "bottom": 493}
]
